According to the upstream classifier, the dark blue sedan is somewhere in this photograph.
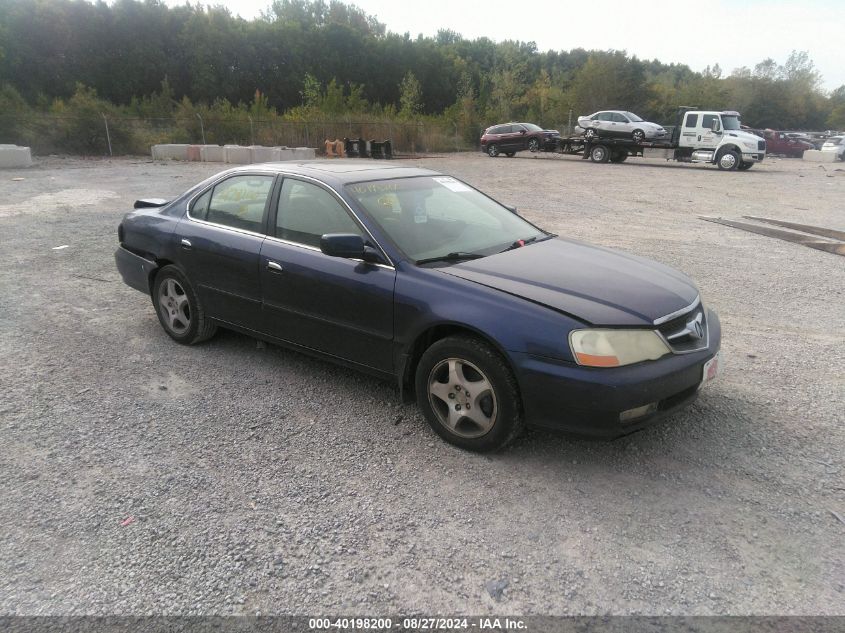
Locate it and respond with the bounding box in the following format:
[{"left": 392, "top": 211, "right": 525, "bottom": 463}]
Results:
[{"left": 115, "top": 162, "right": 720, "bottom": 451}]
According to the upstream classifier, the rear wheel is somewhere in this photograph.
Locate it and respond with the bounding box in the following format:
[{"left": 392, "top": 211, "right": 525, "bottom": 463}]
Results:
[
  {"left": 415, "top": 336, "right": 524, "bottom": 452},
  {"left": 632, "top": 129, "right": 645, "bottom": 143},
  {"left": 505, "top": 151, "right": 516, "bottom": 157},
  {"left": 487, "top": 144, "right": 500, "bottom": 157},
  {"left": 609, "top": 151, "right": 628, "bottom": 163},
  {"left": 152, "top": 265, "right": 217, "bottom": 345},
  {"left": 590, "top": 144, "right": 610, "bottom": 163},
  {"left": 528, "top": 138, "right": 540, "bottom": 152},
  {"left": 717, "top": 149, "right": 740, "bottom": 171}
]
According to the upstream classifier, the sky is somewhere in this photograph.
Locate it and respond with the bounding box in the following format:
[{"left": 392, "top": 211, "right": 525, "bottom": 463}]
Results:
[{"left": 165, "top": 0, "right": 845, "bottom": 92}]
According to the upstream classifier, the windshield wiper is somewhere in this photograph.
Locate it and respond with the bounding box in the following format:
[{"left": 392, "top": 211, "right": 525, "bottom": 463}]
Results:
[
  {"left": 500, "top": 236, "right": 540, "bottom": 253},
  {"left": 415, "top": 252, "right": 485, "bottom": 265}
]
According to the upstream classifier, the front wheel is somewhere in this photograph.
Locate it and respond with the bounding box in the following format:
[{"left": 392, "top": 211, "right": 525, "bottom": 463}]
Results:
[
  {"left": 153, "top": 265, "right": 217, "bottom": 344},
  {"left": 717, "top": 149, "right": 740, "bottom": 171},
  {"left": 487, "top": 144, "right": 500, "bottom": 157},
  {"left": 632, "top": 129, "right": 645, "bottom": 143},
  {"left": 415, "top": 336, "right": 524, "bottom": 452},
  {"left": 528, "top": 138, "right": 540, "bottom": 152}
]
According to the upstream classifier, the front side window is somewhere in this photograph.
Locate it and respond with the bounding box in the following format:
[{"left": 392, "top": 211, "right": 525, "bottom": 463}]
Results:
[
  {"left": 346, "top": 176, "right": 546, "bottom": 263},
  {"left": 701, "top": 114, "right": 719, "bottom": 130},
  {"left": 195, "top": 175, "right": 274, "bottom": 232},
  {"left": 276, "top": 179, "right": 362, "bottom": 248},
  {"left": 625, "top": 112, "right": 644, "bottom": 122}
]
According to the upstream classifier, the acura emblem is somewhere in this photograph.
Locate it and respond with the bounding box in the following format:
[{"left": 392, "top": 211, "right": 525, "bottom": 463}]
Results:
[{"left": 686, "top": 313, "right": 704, "bottom": 340}]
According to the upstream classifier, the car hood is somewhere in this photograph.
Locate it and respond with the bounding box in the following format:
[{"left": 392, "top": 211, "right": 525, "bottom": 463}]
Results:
[{"left": 440, "top": 238, "right": 698, "bottom": 326}]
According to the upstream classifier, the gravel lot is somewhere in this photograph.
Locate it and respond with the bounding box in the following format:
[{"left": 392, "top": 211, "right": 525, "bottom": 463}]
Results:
[{"left": 0, "top": 152, "right": 843, "bottom": 616}]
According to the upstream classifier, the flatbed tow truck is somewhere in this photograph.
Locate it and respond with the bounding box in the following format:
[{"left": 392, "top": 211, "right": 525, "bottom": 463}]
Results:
[{"left": 554, "top": 107, "right": 767, "bottom": 170}]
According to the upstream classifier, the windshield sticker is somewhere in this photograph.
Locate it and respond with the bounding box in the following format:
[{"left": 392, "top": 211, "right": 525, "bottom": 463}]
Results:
[
  {"left": 350, "top": 182, "right": 398, "bottom": 194},
  {"left": 433, "top": 176, "right": 471, "bottom": 192},
  {"left": 413, "top": 206, "right": 428, "bottom": 223}
]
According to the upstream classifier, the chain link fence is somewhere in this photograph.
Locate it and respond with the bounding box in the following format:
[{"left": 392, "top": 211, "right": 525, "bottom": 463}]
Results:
[{"left": 0, "top": 113, "right": 484, "bottom": 157}]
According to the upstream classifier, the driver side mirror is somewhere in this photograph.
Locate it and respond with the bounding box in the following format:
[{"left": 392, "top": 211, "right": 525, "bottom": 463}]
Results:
[
  {"left": 711, "top": 119, "right": 721, "bottom": 132},
  {"left": 320, "top": 233, "right": 385, "bottom": 264},
  {"left": 520, "top": 129, "right": 526, "bottom": 135}
]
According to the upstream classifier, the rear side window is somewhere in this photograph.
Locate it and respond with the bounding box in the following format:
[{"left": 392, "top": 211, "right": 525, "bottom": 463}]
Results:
[
  {"left": 191, "top": 189, "right": 212, "bottom": 220},
  {"left": 276, "top": 179, "right": 362, "bottom": 248},
  {"left": 684, "top": 114, "right": 699, "bottom": 128},
  {"left": 199, "top": 175, "right": 274, "bottom": 233}
]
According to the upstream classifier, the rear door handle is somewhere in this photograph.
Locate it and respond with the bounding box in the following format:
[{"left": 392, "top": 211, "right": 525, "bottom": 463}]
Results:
[
  {"left": 180, "top": 238, "right": 192, "bottom": 250},
  {"left": 267, "top": 260, "right": 283, "bottom": 273}
]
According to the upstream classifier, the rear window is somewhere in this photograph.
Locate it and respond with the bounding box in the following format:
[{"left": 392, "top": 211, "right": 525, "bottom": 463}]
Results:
[{"left": 684, "top": 114, "right": 698, "bottom": 128}]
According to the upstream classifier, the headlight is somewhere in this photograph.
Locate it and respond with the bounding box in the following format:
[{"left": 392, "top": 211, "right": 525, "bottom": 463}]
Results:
[
  {"left": 569, "top": 329, "right": 671, "bottom": 367},
  {"left": 742, "top": 141, "right": 757, "bottom": 149}
]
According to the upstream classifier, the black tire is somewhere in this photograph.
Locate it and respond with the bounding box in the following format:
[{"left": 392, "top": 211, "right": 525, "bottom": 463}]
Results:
[
  {"left": 505, "top": 152, "right": 516, "bottom": 157},
  {"left": 415, "top": 335, "right": 524, "bottom": 452},
  {"left": 590, "top": 144, "right": 610, "bottom": 163},
  {"left": 527, "top": 137, "right": 540, "bottom": 152},
  {"left": 487, "top": 144, "right": 500, "bottom": 157},
  {"left": 152, "top": 265, "right": 217, "bottom": 345},
  {"left": 717, "top": 149, "right": 740, "bottom": 171},
  {"left": 584, "top": 127, "right": 598, "bottom": 140},
  {"left": 632, "top": 129, "right": 645, "bottom": 143},
  {"left": 737, "top": 162, "right": 753, "bottom": 171},
  {"left": 609, "top": 151, "right": 628, "bottom": 163}
]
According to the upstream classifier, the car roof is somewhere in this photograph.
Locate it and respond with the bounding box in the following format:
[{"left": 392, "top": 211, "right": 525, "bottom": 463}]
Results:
[{"left": 220, "top": 160, "right": 438, "bottom": 184}]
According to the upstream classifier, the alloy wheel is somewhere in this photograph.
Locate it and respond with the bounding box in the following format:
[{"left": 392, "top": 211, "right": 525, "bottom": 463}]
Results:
[
  {"left": 158, "top": 278, "right": 191, "bottom": 335},
  {"left": 427, "top": 358, "right": 497, "bottom": 439}
]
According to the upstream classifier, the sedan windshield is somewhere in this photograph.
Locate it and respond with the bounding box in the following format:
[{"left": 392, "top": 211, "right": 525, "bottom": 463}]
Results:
[
  {"left": 522, "top": 123, "right": 543, "bottom": 131},
  {"left": 625, "top": 112, "right": 644, "bottom": 122},
  {"left": 346, "top": 176, "right": 546, "bottom": 263}
]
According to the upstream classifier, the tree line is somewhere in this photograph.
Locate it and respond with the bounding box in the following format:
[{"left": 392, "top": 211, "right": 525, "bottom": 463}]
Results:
[{"left": 1, "top": 0, "right": 843, "bottom": 154}]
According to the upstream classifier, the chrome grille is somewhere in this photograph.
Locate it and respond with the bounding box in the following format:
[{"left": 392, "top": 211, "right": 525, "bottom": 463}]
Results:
[
  {"left": 656, "top": 303, "right": 708, "bottom": 352},
  {"left": 758, "top": 140, "right": 766, "bottom": 151}
]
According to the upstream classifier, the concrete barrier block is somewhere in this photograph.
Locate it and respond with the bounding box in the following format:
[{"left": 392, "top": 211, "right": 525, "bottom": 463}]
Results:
[
  {"left": 186, "top": 145, "right": 202, "bottom": 161},
  {"left": 0, "top": 145, "right": 32, "bottom": 168},
  {"left": 151, "top": 144, "right": 190, "bottom": 160},
  {"left": 802, "top": 150, "right": 838, "bottom": 163},
  {"left": 199, "top": 145, "right": 224, "bottom": 162},
  {"left": 249, "top": 145, "right": 277, "bottom": 163},
  {"left": 276, "top": 148, "right": 296, "bottom": 161},
  {"left": 292, "top": 147, "right": 316, "bottom": 160},
  {"left": 224, "top": 145, "right": 251, "bottom": 164}
]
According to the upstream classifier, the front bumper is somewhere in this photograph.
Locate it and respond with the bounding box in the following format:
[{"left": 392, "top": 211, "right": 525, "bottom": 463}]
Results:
[
  {"left": 512, "top": 310, "right": 721, "bottom": 438},
  {"left": 115, "top": 245, "right": 156, "bottom": 295},
  {"left": 742, "top": 152, "right": 765, "bottom": 163}
]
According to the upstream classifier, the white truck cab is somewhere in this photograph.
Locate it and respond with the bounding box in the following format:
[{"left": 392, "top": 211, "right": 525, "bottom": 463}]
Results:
[{"left": 676, "top": 110, "right": 766, "bottom": 170}]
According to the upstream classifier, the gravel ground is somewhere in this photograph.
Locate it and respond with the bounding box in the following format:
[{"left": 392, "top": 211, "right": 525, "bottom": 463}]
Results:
[{"left": 0, "top": 153, "right": 843, "bottom": 616}]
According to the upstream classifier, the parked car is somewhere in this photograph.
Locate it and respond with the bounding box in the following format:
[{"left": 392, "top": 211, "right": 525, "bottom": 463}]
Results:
[
  {"left": 762, "top": 130, "right": 814, "bottom": 157},
  {"left": 821, "top": 135, "right": 845, "bottom": 160},
  {"left": 576, "top": 111, "right": 667, "bottom": 142},
  {"left": 785, "top": 132, "right": 824, "bottom": 150},
  {"left": 480, "top": 122, "right": 560, "bottom": 157},
  {"left": 115, "top": 162, "right": 721, "bottom": 452}
]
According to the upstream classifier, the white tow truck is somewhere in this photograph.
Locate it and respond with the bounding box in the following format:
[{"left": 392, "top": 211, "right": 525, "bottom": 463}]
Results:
[{"left": 556, "top": 107, "right": 767, "bottom": 170}]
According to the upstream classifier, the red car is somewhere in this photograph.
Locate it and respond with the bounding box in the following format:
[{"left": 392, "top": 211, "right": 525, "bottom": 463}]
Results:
[
  {"left": 480, "top": 122, "right": 560, "bottom": 157},
  {"left": 756, "top": 129, "right": 813, "bottom": 158}
]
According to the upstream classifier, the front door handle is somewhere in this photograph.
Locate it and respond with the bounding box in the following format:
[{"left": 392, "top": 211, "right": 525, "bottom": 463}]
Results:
[
  {"left": 180, "top": 238, "right": 192, "bottom": 250},
  {"left": 267, "top": 260, "right": 283, "bottom": 273}
]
